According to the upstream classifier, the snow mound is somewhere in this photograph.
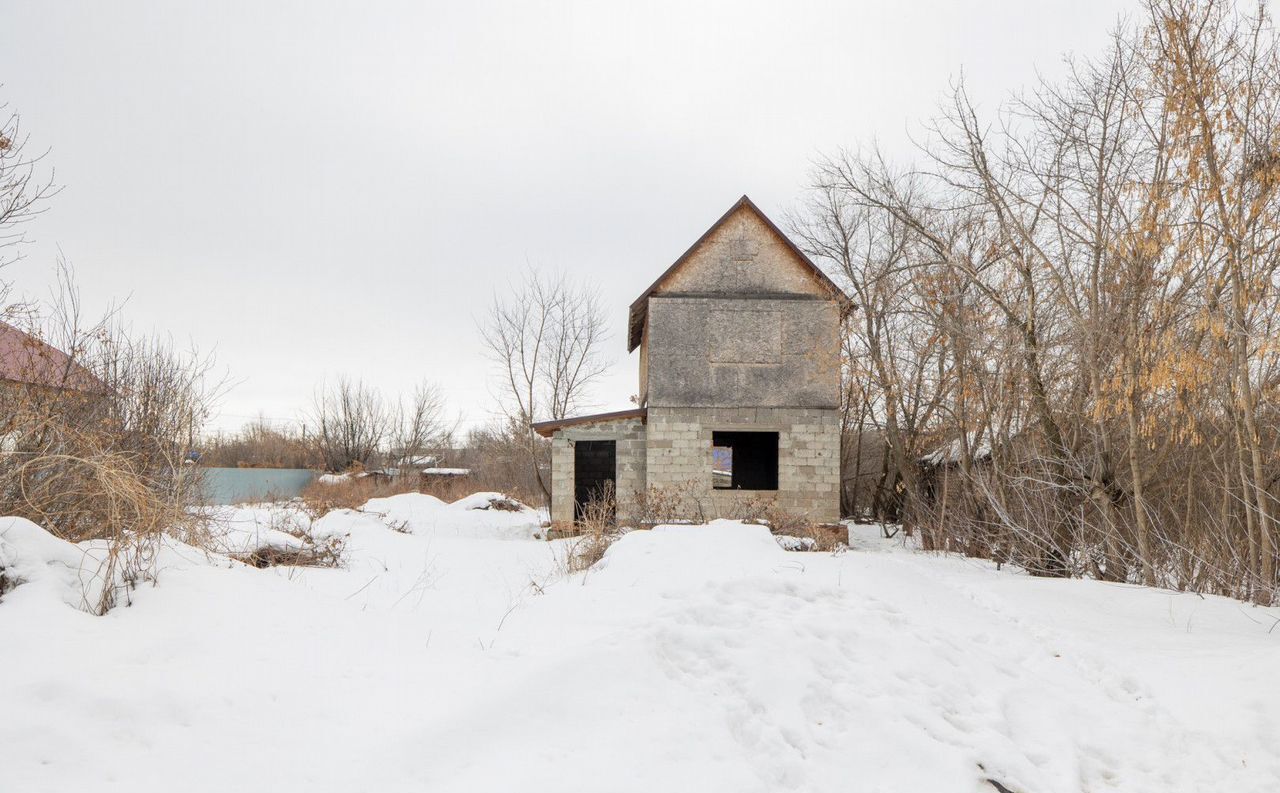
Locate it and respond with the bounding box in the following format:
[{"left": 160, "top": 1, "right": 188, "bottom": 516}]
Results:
[
  {"left": 204, "top": 505, "right": 312, "bottom": 557},
  {"left": 4, "top": 510, "right": 1280, "bottom": 791},
  {"left": 0, "top": 517, "right": 111, "bottom": 612},
  {"left": 774, "top": 533, "right": 816, "bottom": 552},
  {"left": 361, "top": 492, "right": 542, "bottom": 540},
  {"left": 591, "top": 521, "right": 787, "bottom": 583},
  {"left": 450, "top": 491, "right": 529, "bottom": 512},
  {"left": 364, "top": 492, "right": 448, "bottom": 516},
  {"left": 309, "top": 508, "right": 380, "bottom": 542}
]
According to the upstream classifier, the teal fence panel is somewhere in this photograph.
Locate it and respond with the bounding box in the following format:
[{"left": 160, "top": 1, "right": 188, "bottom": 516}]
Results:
[{"left": 198, "top": 467, "right": 317, "bottom": 505}]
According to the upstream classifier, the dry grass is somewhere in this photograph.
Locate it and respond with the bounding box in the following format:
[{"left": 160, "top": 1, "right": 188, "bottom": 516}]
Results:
[
  {"left": 560, "top": 484, "right": 621, "bottom": 573},
  {"left": 225, "top": 505, "right": 347, "bottom": 570},
  {"left": 730, "top": 493, "right": 846, "bottom": 553},
  {"left": 0, "top": 296, "right": 220, "bottom": 614},
  {"left": 296, "top": 473, "right": 451, "bottom": 518},
  {"left": 631, "top": 481, "right": 709, "bottom": 526},
  {"left": 3, "top": 438, "right": 203, "bottom": 614},
  {"left": 480, "top": 495, "right": 524, "bottom": 512},
  {"left": 627, "top": 485, "right": 845, "bottom": 552},
  {"left": 234, "top": 541, "right": 344, "bottom": 569}
]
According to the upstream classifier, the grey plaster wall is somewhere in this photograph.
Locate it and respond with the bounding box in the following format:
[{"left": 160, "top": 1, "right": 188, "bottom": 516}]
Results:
[
  {"left": 659, "top": 204, "right": 832, "bottom": 298},
  {"left": 645, "top": 296, "right": 839, "bottom": 409}
]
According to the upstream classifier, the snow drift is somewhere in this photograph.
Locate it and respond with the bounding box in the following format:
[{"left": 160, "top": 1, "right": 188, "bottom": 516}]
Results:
[
  {"left": 0, "top": 516, "right": 113, "bottom": 611},
  {"left": 1, "top": 507, "right": 1278, "bottom": 793}
]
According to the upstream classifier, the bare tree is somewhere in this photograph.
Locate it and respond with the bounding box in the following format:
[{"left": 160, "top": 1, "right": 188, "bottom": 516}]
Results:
[
  {"left": 0, "top": 100, "right": 59, "bottom": 271},
  {"left": 390, "top": 380, "right": 456, "bottom": 469},
  {"left": 479, "top": 270, "right": 610, "bottom": 504},
  {"left": 798, "top": 0, "right": 1280, "bottom": 603},
  {"left": 307, "top": 377, "right": 394, "bottom": 472},
  {"left": 202, "top": 416, "right": 318, "bottom": 469}
]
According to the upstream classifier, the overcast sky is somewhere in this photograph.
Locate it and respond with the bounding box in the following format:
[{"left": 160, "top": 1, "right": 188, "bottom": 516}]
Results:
[{"left": 1, "top": 0, "right": 1131, "bottom": 436}]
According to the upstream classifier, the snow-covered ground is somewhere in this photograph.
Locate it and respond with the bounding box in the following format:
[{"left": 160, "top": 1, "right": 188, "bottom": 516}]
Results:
[{"left": 2, "top": 501, "right": 1278, "bottom": 792}]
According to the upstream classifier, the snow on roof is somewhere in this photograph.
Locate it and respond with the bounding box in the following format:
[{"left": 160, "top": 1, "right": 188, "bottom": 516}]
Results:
[{"left": 920, "top": 435, "right": 992, "bottom": 466}]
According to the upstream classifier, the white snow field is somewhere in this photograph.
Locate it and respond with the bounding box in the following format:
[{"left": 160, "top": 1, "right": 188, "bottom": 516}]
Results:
[{"left": 2, "top": 497, "right": 1279, "bottom": 793}]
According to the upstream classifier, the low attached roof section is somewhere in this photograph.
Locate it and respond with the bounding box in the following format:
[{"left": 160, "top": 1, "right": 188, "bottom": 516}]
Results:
[
  {"left": 531, "top": 407, "right": 647, "bottom": 438},
  {"left": 626, "top": 195, "right": 852, "bottom": 352}
]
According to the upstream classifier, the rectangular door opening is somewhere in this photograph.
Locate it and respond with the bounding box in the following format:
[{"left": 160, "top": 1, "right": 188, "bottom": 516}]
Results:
[{"left": 574, "top": 440, "right": 616, "bottom": 523}]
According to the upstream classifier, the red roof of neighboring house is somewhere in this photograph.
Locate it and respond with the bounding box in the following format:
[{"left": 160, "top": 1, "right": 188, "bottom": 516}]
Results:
[{"left": 0, "top": 321, "right": 104, "bottom": 393}]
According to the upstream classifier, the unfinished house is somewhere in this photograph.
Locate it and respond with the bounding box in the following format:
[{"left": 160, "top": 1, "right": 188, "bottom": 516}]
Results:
[{"left": 533, "top": 195, "right": 849, "bottom": 526}]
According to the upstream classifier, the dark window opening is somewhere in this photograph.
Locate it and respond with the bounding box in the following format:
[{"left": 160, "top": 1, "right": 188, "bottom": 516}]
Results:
[
  {"left": 573, "top": 440, "right": 616, "bottom": 523},
  {"left": 711, "top": 431, "right": 778, "bottom": 490}
]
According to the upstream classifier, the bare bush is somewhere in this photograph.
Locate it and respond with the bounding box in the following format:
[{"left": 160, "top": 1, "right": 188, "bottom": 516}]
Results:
[
  {"left": 459, "top": 419, "right": 549, "bottom": 505},
  {"left": 0, "top": 281, "right": 219, "bottom": 612},
  {"left": 727, "top": 492, "right": 845, "bottom": 552},
  {"left": 563, "top": 483, "right": 619, "bottom": 573},
  {"left": 297, "top": 473, "right": 425, "bottom": 517},
  {"left": 630, "top": 481, "right": 709, "bottom": 526},
  {"left": 202, "top": 417, "right": 317, "bottom": 468}
]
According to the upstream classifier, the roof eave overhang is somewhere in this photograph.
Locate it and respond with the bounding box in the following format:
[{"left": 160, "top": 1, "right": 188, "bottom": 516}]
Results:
[{"left": 531, "top": 407, "right": 648, "bottom": 438}]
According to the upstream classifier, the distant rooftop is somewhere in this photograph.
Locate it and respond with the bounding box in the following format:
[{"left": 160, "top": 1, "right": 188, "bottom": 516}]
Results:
[{"left": 0, "top": 322, "right": 103, "bottom": 393}]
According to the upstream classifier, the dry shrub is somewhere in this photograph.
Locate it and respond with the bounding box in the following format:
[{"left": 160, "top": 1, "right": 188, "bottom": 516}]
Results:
[
  {"left": 563, "top": 483, "right": 621, "bottom": 573},
  {"left": 297, "top": 469, "right": 493, "bottom": 519},
  {"left": 475, "top": 495, "right": 523, "bottom": 512},
  {"left": 201, "top": 418, "right": 318, "bottom": 468},
  {"left": 298, "top": 473, "right": 424, "bottom": 517},
  {"left": 631, "top": 481, "right": 708, "bottom": 526},
  {"left": 732, "top": 493, "right": 845, "bottom": 553},
  {"left": 628, "top": 485, "right": 844, "bottom": 552},
  {"left": 2, "top": 430, "right": 204, "bottom": 613},
  {"left": 235, "top": 540, "right": 344, "bottom": 569},
  {"left": 461, "top": 419, "right": 551, "bottom": 507},
  {"left": 0, "top": 123, "right": 219, "bottom": 612},
  {"left": 224, "top": 506, "right": 346, "bottom": 569},
  {"left": 0, "top": 325, "right": 216, "bottom": 613}
]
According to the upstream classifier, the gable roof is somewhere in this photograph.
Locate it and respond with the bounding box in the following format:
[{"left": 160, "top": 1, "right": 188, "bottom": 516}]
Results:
[
  {"left": 0, "top": 322, "right": 104, "bottom": 393},
  {"left": 627, "top": 195, "right": 851, "bottom": 351}
]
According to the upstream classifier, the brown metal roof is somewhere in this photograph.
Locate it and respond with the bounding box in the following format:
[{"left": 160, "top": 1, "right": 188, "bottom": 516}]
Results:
[
  {"left": 626, "top": 195, "right": 851, "bottom": 352},
  {"left": 532, "top": 407, "right": 647, "bottom": 438},
  {"left": 0, "top": 321, "right": 104, "bottom": 393}
]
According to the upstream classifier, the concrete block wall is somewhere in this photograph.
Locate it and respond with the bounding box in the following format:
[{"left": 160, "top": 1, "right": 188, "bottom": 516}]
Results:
[
  {"left": 549, "top": 416, "right": 647, "bottom": 526},
  {"left": 645, "top": 406, "right": 840, "bottom": 524}
]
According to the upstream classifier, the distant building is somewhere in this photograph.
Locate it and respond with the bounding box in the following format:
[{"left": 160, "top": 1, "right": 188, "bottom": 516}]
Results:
[
  {"left": 0, "top": 322, "right": 101, "bottom": 394},
  {"left": 534, "top": 196, "right": 849, "bottom": 525},
  {"left": 420, "top": 467, "right": 471, "bottom": 481},
  {"left": 0, "top": 321, "right": 105, "bottom": 453}
]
